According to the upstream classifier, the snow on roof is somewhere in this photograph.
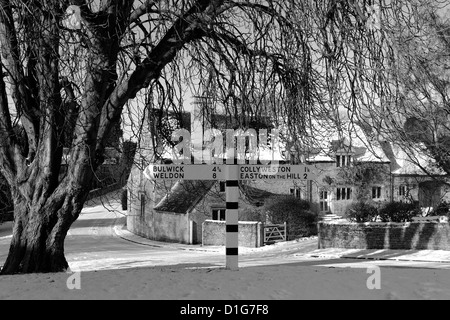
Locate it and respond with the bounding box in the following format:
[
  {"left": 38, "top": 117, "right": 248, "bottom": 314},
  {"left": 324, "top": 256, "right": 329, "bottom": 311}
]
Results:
[
  {"left": 154, "top": 180, "right": 215, "bottom": 213},
  {"left": 389, "top": 143, "right": 445, "bottom": 175},
  {"left": 153, "top": 180, "right": 276, "bottom": 213},
  {"left": 145, "top": 113, "right": 443, "bottom": 176},
  {"left": 304, "top": 120, "right": 390, "bottom": 163},
  {"left": 239, "top": 184, "right": 276, "bottom": 206}
]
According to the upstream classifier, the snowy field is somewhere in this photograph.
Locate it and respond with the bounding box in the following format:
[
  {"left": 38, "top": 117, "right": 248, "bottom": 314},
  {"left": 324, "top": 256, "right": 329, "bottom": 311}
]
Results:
[
  {"left": 1, "top": 262, "right": 450, "bottom": 300},
  {"left": 2, "top": 192, "right": 450, "bottom": 301}
]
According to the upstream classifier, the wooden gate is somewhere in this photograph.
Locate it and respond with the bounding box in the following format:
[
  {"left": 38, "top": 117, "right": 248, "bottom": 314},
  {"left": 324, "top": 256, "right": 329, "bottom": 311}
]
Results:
[{"left": 264, "top": 223, "right": 287, "bottom": 244}]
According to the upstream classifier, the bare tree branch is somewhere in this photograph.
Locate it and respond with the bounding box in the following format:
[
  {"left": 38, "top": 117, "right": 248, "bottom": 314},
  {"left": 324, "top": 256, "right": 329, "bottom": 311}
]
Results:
[
  {"left": 129, "top": 0, "right": 160, "bottom": 24},
  {"left": 0, "top": 0, "right": 39, "bottom": 160},
  {"left": 96, "top": 0, "right": 223, "bottom": 151}
]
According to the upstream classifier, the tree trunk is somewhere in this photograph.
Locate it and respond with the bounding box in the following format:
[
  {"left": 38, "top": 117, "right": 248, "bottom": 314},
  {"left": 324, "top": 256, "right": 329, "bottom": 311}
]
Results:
[{"left": 0, "top": 188, "right": 87, "bottom": 275}]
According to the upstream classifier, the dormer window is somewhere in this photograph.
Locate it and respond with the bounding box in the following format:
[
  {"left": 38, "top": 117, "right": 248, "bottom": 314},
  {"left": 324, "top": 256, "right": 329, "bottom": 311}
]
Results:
[
  {"left": 289, "top": 153, "right": 304, "bottom": 165},
  {"left": 290, "top": 153, "right": 297, "bottom": 164},
  {"left": 336, "top": 154, "right": 352, "bottom": 167}
]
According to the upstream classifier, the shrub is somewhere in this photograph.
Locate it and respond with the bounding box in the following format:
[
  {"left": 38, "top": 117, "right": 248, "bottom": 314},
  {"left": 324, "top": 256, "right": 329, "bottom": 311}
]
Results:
[
  {"left": 286, "top": 210, "right": 318, "bottom": 238},
  {"left": 239, "top": 206, "right": 265, "bottom": 222},
  {"left": 346, "top": 201, "right": 378, "bottom": 223},
  {"left": 263, "top": 195, "right": 317, "bottom": 238},
  {"left": 431, "top": 201, "right": 450, "bottom": 216},
  {"left": 378, "top": 201, "right": 421, "bottom": 222}
]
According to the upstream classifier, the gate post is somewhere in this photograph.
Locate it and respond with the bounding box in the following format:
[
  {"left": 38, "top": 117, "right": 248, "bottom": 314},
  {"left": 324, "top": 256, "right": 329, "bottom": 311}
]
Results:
[{"left": 284, "top": 221, "right": 287, "bottom": 241}]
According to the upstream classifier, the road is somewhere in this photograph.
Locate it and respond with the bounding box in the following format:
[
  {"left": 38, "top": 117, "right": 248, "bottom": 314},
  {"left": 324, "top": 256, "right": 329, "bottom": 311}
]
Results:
[
  {"left": 64, "top": 202, "right": 320, "bottom": 272},
  {"left": 2, "top": 193, "right": 450, "bottom": 272},
  {"left": 0, "top": 194, "right": 319, "bottom": 272}
]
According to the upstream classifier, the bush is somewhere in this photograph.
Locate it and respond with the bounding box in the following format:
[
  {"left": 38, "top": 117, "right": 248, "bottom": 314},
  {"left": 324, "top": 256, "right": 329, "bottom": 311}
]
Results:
[
  {"left": 378, "top": 201, "right": 421, "bottom": 222},
  {"left": 346, "top": 201, "right": 378, "bottom": 223},
  {"left": 239, "top": 206, "right": 265, "bottom": 222},
  {"left": 286, "top": 210, "right": 318, "bottom": 238},
  {"left": 263, "top": 195, "right": 317, "bottom": 238},
  {"left": 431, "top": 201, "right": 450, "bottom": 216}
]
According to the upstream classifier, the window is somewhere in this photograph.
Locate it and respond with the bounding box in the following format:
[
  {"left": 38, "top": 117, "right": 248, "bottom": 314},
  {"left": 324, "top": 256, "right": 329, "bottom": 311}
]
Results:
[
  {"left": 140, "top": 192, "right": 145, "bottom": 217},
  {"left": 336, "top": 154, "right": 352, "bottom": 167},
  {"left": 290, "top": 153, "right": 296, "bottom": 164},
  {"left": 319, "top": 190, "right": 329, "bottom": 212},
  {"left": 289, "top": 153, "right": 304, "bottom": 164},
  {"left": 336, "top": 187, "right": 352, "bottom": 200},
  {"left": 290, "top": 187, "right": 301, "bottom": 199},
  {"left": 219, "top": 181, "right": 226, "bottom": 193},
  {"left": 104, "top": 158, "right": 118, "bottom": 165},
  {"left": 372, "top": 186, "right": 382, "bottom": 199},
  {"left": 212, "top": 208, "right": 226, "bottom": 221},
  {"left": 399, "top": 185, "right": 407, "bottom": 197}
]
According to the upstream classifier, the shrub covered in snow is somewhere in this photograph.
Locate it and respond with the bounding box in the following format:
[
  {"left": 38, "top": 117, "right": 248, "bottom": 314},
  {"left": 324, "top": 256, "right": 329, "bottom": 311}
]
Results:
[
  {"left": 263, "top": 195, "right": 317, "bottom": 239},
  {"left": 378, "top": 201, "right": 421, "bottom": 222},
  {"left": 431, "top": 201, "right": 450, "bottom": 217},
  {"left": 346, "top": 201, "right": 378, "bottom": 223}
]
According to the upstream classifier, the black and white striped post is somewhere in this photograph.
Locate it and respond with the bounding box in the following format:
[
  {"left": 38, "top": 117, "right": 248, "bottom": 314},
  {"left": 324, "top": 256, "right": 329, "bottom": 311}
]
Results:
[{"left": 225, "top": 164, "right": 239, "bottom": 270}]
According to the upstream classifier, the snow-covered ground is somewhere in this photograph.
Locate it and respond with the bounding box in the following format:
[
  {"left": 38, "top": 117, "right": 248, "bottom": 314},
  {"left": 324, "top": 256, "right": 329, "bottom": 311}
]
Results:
[
  {"left": 1, "top": 260, "right": 450, "bottom": 300},
  {"left": 1, "top": 192, "right": 450, "bottom": 300}
]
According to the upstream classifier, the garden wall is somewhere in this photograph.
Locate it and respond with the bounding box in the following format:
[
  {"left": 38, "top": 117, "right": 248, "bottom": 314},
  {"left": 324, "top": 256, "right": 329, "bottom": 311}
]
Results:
[
  {"left": 202, "top": 220, "right": 264, "bottom": 248},
  {"left": 128, "top": 209, "right": 192, "bottom": 244},
  {"left": 318, "top": 221, "right": 450, "bottom": 250}
]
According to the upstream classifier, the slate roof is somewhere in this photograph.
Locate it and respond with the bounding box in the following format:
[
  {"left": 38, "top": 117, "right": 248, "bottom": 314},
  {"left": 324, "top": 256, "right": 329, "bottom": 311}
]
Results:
[
  {"left": 239, "top": 184, "right": 276, "bottom": 207},
  {"left": 388, "top": 144, "right": 445, "bottom": 176},
  {"left": 154, "top": 180, "right": 215, "bottom": 213},
  {"left": 153, "top": 180, "right": 275, "bottom": 213},
  {"left": 304, "top": 120, "right": 391, "bottom": 163}
]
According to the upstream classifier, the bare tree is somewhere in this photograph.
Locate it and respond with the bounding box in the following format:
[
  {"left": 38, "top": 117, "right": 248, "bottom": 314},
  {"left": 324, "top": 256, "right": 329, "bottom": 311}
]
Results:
[
  {"left": 306, "top": 0, "right": 450, "bottom": 177},
  {"left": 0, "top": 0, "right": 327, "bottom": 274},
  {"left": 1, "top": 0, "right": 448, "bottom": 275},
  {"left": 382, "top": 1, "right": 450, "bottom": 177}
]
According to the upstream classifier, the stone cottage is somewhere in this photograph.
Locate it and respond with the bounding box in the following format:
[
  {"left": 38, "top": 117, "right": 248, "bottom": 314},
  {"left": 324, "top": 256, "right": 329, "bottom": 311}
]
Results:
[
  {"left": 126, "top": 108, "right": 276, "bottom": 244},
  {"left": 248, "top": 120, "right": 450, "bottom": 216},
  {"left": 127, "top": 109, "right": 449, "bottom": 244},
  {"left": 127, "top": 168, "right": 274, "bottom": 244}
]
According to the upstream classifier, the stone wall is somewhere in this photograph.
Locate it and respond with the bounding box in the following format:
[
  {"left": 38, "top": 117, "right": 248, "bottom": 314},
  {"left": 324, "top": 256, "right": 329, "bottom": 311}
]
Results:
[
  {"left": 127, "top": 209, "right": 191, "bottom": 244},
  {"left": 127, "top": 166, "right": 193, "bottom": 244},
  {"left": 318, "top": 221, "right": 450, "bottom": 250},
  {"left": 202, "top": 220, "right": 264, "bottom": 248},
  {"left": 189, "top": 184, "right": 267, "bottom": 244}
]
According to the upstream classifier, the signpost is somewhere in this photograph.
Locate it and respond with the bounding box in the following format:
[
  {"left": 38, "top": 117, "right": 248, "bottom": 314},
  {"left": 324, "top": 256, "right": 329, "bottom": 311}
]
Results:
[
  {"left": 144, "top": 164, "right": 316, "bottom": 181},
  {"left": 144, "top": 163, "right": 317, "bottom": 270}
]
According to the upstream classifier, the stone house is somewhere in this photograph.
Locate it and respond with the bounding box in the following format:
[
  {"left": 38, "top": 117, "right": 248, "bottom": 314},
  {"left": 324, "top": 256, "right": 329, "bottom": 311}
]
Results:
[
  {"left": 127, "top": 110, "right": 449, "bottom": 244},
  {"left": 126, "top": 108, "right": 276, "bottom": 244},
  {"left": 388, "top": 149, "right": 450, "bottom": 212},
  {"left": 127, "top": 168, "right": 273, "bottom": 244},
  {"left": 249, "top": 121, "right": 450, "bottom": 216},
  {"left": 247, "top": 129, "right": 393, "bottom": 216}
]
